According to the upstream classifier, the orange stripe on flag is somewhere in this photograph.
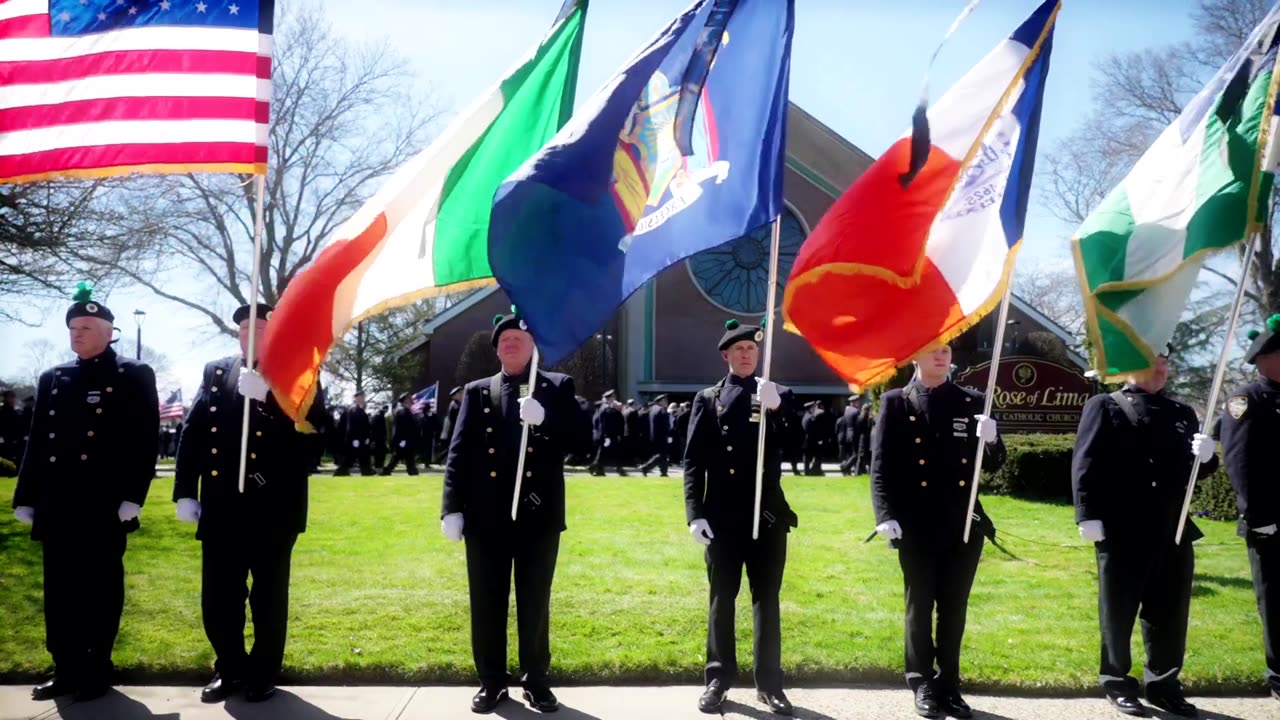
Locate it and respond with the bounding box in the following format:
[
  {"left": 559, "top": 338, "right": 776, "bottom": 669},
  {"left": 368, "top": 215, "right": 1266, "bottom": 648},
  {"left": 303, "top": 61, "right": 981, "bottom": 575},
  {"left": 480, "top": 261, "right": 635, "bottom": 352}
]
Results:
[{"left": 260, "top": 212, "right": 390, "bottom": 427}]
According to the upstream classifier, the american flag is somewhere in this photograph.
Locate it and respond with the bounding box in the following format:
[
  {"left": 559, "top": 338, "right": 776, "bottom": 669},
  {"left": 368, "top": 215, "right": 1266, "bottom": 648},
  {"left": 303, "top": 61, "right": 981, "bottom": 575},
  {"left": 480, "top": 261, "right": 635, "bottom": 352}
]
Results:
[
  {"left": 0, "top": 0, "right": 274, "bottom": 184},
  {"left": 410, "top": 383, "right": 437, "bottom": 417},
  {"left": 159, "top": 388, "right": 184, "bottom": 420}
]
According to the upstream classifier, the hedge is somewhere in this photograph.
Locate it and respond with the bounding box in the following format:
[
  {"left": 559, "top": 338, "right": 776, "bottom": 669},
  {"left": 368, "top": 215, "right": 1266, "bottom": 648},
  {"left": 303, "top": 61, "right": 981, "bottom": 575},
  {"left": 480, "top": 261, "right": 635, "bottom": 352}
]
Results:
[
  {"left": 0, "top": 457, "right": 15, "bottom": 478},
  {"left": 984, "top": 433, "right": 1238, "bottom": 523}
]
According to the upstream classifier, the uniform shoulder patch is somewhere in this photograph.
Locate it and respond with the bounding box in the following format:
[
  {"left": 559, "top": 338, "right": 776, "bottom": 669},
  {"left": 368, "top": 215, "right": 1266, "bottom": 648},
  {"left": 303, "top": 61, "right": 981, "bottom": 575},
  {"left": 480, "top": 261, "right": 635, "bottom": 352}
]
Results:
[{"left": 1227, "top": 395, "right": 1249, "bottom": 420}]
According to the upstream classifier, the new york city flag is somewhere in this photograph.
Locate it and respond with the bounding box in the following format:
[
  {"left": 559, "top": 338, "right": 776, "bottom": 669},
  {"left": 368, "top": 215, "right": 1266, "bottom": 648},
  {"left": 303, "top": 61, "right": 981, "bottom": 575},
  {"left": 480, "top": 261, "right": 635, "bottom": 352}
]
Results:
[{"left": 488, "top": 0, "right": 793, "bottom": 365}]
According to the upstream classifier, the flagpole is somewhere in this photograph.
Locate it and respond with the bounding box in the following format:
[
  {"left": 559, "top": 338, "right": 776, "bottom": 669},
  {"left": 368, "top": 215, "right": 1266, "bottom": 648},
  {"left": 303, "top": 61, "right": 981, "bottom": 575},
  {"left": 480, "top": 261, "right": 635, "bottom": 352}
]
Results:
[
  {"left": 961, "top": 282, "right": 1014, "bottom": 543},
  {"left": 512, "top": 345, "right": 541, "bottom": 521},
  {"left": 1174, "top": 232, "right": 1259, "bottom": 544},
  {"left": 752, "top": 215, "right": 783, "bottom": 540},
  {"left": 237, "top": 174, "right": 268, "bottom": 494}
]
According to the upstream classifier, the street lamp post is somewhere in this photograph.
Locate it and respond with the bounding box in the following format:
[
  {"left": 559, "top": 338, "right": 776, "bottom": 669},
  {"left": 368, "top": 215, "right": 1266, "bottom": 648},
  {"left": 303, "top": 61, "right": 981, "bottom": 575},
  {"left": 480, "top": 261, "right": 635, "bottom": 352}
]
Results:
[{"left": 133, "top": 309, "right": 146, "bottom": 361}]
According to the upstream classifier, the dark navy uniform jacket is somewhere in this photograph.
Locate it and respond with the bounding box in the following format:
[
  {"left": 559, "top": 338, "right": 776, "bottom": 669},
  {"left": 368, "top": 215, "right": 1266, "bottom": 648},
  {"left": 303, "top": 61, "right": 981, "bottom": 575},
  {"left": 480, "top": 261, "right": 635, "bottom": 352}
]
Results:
[
  {"left": 593, "top": 405, "right": 623, "bottom": 445},
  {"left": 1220, "top": 378, "right": 1280, "bottom": 538},
  {"left": 442, "top": 370, "right": 588, "bottom": 538},
  {"left": 1072, "top": 386, "right": 1218, "bottom": 545},
  {"left": 174, "top": 355, "right": 329, "bottom": 541},
  {"left": 391, "top": 406, "right": 417, "bottom": 449},
  {"left": 648, "top": 405, "right": 671, "bottom": 446},
  {"left": 683, "top": 374, "right": 798, "bottom": 536},
  {"left": 871, "top": 380, "right": 1006, "bottom": 548},
  {"left": 14, "top": 348, "right": 159, "bottom": 541}
]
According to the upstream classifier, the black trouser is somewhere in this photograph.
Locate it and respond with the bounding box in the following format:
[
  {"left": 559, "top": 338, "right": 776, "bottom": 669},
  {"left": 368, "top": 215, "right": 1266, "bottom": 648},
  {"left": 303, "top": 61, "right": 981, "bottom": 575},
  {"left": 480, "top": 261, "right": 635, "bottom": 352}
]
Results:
[
  {"left": 639, "top": 448, "right": 669, "bottom": 475},
  {"left": 1095, "top": 538, "right": 1193, "bottom": 697},
  {"left": 803, "top": 448, "right": 824, "bottom": 476},
  {"left": 42, "top": 532, "right": 127, "bottom": 684},
  {"left": 705, "top": 527, "right": 787, "bottom": 692},
  {"left": 201, "top": 533, "right": 299, "bottom": 685},
  {"left": 897, "top": 536, "right": 983, "bottom": 692},
  {"left": 465, "top": 530, "right": 561, "bottom": 689},
  {"left": 334, "top": 443, "right": 373, "bottom": 475},
  {"left": 381, "top": 447, "right": 418, "bottom": 475},
  {"left": 1248, "top": 536, "right": 1280, "bottom": 692},
  {"left": 373, "top": 445, "right": 386, "bottom": 470},
  {"left": 589, "top": 442, "right": 625, "bottom": 475}
]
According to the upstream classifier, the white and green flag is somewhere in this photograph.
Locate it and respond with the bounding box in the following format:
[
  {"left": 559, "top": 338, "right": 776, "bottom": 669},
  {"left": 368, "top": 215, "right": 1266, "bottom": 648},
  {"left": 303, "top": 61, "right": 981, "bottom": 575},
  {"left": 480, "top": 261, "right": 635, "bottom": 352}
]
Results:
[{"left": 1073, "top": 9, "right": 1280, "bottom": 378}]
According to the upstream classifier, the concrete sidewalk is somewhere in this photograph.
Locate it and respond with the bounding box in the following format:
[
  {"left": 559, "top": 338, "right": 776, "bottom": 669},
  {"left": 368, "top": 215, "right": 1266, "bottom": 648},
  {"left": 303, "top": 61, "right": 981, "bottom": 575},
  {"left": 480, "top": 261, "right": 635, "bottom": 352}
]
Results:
[{"left": 0, "top": 686, "right": 1275, "bottom": 720}]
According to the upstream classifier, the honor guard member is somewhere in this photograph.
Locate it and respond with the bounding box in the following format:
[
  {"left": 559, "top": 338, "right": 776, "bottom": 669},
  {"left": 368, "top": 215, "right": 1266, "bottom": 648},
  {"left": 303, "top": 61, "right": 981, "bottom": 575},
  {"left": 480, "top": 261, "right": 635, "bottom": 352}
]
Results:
[
  {"left": 381, "top": 393, "right": 420, "bottom": 476},
  {"left": 589, "top": 391, "right": 626, "bottom": 476},
  {"left": 871, "top": 343, "right": 1004, "bottom": 720},
  {"left": 419, "top": 404, "right": 442, "bottom": 468},
  {"left": 839, "top": 396, "right": 860, "bottom": 476},
  {"left": 334, "top": 392, "right": 373, "bottom": 476},
  {"left": 1220, "top": 315, "right": 1280, "bottom": 703},
  {"left": 173, "top": 303, "right": 330, "bottom": 704},
  {"left": 445, "top": 386, "right": 463, "bottom": 440},
  {"left": 0, "top": 388, "right": 21, "bottom": 464},
  {"left": 685, "top": 319, "right": 797, "bottom": 716},
  {"left": 673, "top": 401, "right": 692, "bottom": 466},
  {"left": 440, "top": 309, "right": 588, "bottom": 714},
  {"left": 1072, "top": 345, "right": 1217, "bottom": 718},
  {"left": 371, "top": 404, "right": 389, "bottom": 470},
  {"left": 13, "top": 284, "right": 159, "bottom": 702},
  {"left": 639, "top": 395, "right": 673, "bottom": 476}
]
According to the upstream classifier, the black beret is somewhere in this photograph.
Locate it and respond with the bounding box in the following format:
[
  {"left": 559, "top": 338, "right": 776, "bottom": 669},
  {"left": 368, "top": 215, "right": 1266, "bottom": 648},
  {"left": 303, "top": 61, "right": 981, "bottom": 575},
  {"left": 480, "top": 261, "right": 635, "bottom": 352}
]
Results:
[
  {"left": 449, "top": 386, "right": 463, "bottom": 396},
  {"left": 232, "top": 303, "right": 275, "bottom": 325},
  {"left": 718, "top": 318, "right": 764, "bottom": 351},
  {"left": 1246, "top": 314, "right": 1280, "bottom": 363},
  {"left": 491, "top": 306, "right": 529, "bottom": 347},
  {"left": 398, "top": 392, "right": 412, "bottom": 403},
  {"left": 65, "top": 282, "right": 114, "bottom": 327}
]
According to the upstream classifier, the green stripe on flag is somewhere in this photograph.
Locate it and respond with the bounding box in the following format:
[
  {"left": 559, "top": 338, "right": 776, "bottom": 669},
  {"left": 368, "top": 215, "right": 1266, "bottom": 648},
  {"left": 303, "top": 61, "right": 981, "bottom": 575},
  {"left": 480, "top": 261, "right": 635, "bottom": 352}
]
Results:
[{"left": 431, "top": 3, "right": 587, "bottom": 287}]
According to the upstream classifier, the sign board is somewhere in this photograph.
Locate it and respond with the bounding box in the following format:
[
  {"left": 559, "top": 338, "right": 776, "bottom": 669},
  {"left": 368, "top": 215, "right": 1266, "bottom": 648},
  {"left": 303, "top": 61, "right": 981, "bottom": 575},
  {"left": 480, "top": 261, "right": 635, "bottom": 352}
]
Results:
[{"left": 954, "top": 356, "right": 1096, "bottom": 433}]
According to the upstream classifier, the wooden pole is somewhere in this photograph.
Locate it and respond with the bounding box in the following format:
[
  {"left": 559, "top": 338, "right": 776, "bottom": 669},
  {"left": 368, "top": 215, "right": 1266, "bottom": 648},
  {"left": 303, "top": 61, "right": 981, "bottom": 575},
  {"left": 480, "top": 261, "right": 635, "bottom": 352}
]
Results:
[
  {"left": 237, "top": 174, "right": 268, "bottom": 494},
  {"left": 511, "top": 345, "right": 541, "bottom": 521},
  {"left": 752, "top": 215, "right": 783, "bottom": 540},
  {"left": 961, "top": 282, "right": 1014, "bottom": 543}
]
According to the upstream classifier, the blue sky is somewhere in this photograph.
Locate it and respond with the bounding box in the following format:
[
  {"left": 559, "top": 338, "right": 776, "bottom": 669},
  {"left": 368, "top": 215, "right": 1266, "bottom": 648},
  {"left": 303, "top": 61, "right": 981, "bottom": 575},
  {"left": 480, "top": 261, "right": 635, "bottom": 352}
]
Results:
[{"left": 0, "top": 0, "right": 1201, "bottom": 395}]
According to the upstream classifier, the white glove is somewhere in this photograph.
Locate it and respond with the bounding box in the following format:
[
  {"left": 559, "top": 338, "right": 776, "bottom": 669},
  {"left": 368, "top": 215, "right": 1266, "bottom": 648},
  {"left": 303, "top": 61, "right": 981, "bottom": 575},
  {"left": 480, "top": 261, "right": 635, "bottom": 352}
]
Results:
[
  {"left": 14, "top": 506, "right": 34, "bottom": 525},
  {"left": 876, "top": 520, "right": 903, "bottom": 540},
  {"left": 1191, "top": 433, "right": 1215, "bottom": 463},
  {"left": 399, "top": 440, "right": 406, "bottom": 448},
  {"left": 237, "top": 369, "right": 269, "bottom": 402},
  {"left": 1254, "top": 524, "right": 1278, "bottom": 536},
  {"left": 1078, "top": 519, "right": 1105, "bottom": 542},
  {"left": 352, "top": 440, "right": 360, "bottom": 448},
  {"left": 604, "top": 438, "right": 611, "bottom": 447},
  {"left": 667, "top": 436, "right": 673, "bottom": 444},
  {"left": 758, "top": 380, "right": 781, "bottom": 411},
  {"left": 689, "top": 518, "right": 714, "bottom": 545},
  {"left": 442, "top": 512, "right": 464, "bottom": 542},
  {"left": 975, "top": 415, "right": 998, "bottom": 443},
  {"left": 519, "top": 397, "right": 545, "bottom": 426},
  {"left": 176, "top": 498, "right": 201, "bottom": 523},
  {"left": 117, "top": 501, "right": 141, "bottom": 523}
]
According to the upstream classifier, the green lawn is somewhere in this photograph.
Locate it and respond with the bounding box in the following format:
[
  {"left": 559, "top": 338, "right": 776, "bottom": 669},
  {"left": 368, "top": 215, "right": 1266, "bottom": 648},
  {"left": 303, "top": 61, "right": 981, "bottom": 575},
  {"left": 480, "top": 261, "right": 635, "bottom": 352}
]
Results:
[{"left": 0, "top": 475, "right": 1266, "bottom": 692}]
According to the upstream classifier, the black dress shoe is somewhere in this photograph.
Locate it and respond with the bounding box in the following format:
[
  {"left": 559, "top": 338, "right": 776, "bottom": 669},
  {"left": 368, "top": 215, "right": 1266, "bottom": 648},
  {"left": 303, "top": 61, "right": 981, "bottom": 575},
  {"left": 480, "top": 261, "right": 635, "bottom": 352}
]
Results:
[
  {"left": 471, "top": 686, "right": 509, "bottom": 714},
  {"left": 522, "top": 685, "right": 559, "bottom": 713},
  {"left": 1271, "top": 686, "right": 1280, "bottom": 702},
  {"left": 244, "top": 683, "right": 277, "bottom": 703},
  {"left": 756, "top": 689, "right": 793, "bottom": 716},
  {"left": 940, "top": 691, "right": 973, "bottom": 719},
  {"left": 31, "top": 677, "right": 76, "bottom": 701},
  {"left": 1106, "top": 694, "right": 1148, "bottom": 717},
  {"left": 201, "top": 673, "right": 243, "bottom": 703},
  {"left": 698, "top": 681, "right": 727, "bottom": 714},
  {"left": 914, "top": 684, "right": 942, "bottom": 719},
  {"left": 1146, "top": 692, "right": 1198, "bottom": 718}
]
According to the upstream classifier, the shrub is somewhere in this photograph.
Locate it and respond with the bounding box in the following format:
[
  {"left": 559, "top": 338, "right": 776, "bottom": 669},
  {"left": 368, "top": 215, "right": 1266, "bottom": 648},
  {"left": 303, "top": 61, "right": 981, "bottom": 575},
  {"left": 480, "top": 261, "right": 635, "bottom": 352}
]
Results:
[
  {"left": 0, "top": 456, "right": 16, "bottom": 478},
  {"left": 1191, "top": 466, "right": 1239, "bottom": 523},
  {"left": 984, "top": 433, "right": 1074, "bottom": 502}
]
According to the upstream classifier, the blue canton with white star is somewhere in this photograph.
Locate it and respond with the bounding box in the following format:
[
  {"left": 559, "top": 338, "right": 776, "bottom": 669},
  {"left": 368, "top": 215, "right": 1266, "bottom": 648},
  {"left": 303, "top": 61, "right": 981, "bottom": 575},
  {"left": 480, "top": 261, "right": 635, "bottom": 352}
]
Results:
[{"left": 50, "top": 0, "right": 272, "bottom": 36}]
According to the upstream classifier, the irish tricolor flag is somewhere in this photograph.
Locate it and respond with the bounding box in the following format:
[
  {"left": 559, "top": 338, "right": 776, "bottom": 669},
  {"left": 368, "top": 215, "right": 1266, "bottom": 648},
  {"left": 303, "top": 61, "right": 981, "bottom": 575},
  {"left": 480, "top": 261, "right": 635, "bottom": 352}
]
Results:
[
  {"left": 1074, "top": 6, "right": 1280, "bottom": 379},
  {"left": 260, "top": 0, "right": 588, "bottom": 424}
]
